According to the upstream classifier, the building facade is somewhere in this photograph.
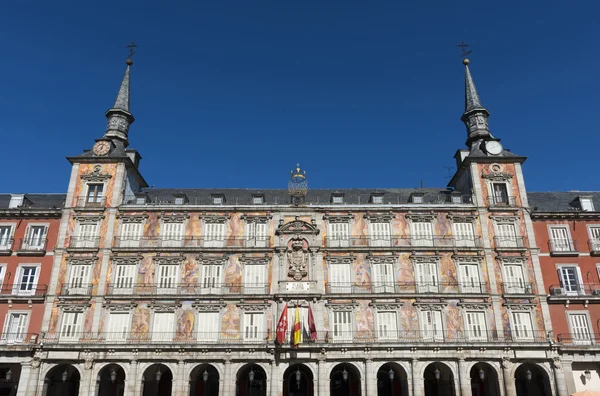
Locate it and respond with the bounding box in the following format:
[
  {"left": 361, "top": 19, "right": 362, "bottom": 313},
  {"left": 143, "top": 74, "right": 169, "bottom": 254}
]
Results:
[
  {"left": 2, "top": 56, "right": 580, "bottom": 396},
  {"left": 529, "top": 192, "right": 600, "bottom": 394},
  {"left": 0, "top": 193, "right": 64, "bottom": 395}
]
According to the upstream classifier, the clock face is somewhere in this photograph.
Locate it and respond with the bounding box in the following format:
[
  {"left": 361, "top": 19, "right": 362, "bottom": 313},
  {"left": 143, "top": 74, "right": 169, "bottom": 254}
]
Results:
[
  {"left": 485, "top": 141, "right": 503, "bottom": 155},
  {"left": 93, "top": 141, "right": 111, "bottom": 156}
]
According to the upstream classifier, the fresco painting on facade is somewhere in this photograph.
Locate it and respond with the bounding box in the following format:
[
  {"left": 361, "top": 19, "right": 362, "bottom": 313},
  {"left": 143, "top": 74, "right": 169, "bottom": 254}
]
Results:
[
  {"left": 221, "top": 304, "right": 240, "bottom": 338},
  {"left": 176, "top": 307, "right": 195, "bottom": 339},
  {"left": 356, "top": 301, "right": 374, "bottom": 339},
  {"left": 392, "top": 214, "right": 409, "bottom": 237},
  {"left": 56, "top": 256, "right": 68, "bottom": 294},
  {"left": 91, "top": 256, "right": 102, "bottom": 294},
  {"left": 435, "top": 213, "right": 451, "bottom": 237},
  {"left": 131, "top": 306, "right": 150, "bottom": 336},
  {"left": 445, "top": 300, "right": 462, "bottom": 336},
  {"left": 83, "top": 304, "right": 95, "bottom": 335},
  {"left": 500, "top": 306, "right": 511, "bottom": 337},
  {"left": 397, "top": 254, "right": 415, "bottom": 287},
  {"left": 354, "top": 254, "right": 371, "bottom": 290},
  {"left": 400, "top": 302, "right": 419, "bottom": 334},
  {"left": 48, "top": 305, "right": 59, "bottom": 334},
  {"left": 440, "top": 253, "right": 458, "bottom": 292},
  {"left": 224, "top": 256, "right": 242, "bottom": 293}
]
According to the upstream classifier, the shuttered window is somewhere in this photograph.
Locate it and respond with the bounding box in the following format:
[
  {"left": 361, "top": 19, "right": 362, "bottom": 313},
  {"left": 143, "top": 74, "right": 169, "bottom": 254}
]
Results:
[
  {"left": 589, "top": 227, "right": 600, "bottom": 251},
  {"left": 2, "top": 313, "right": 27, "bottom": 342},
  {"left": 244, "top": 264, "right": 266, "bottom": 294},
  {"left": 421, "top": 310, "right": 443, "bottom": 341},
  {"left": 157, "top": 265, "right": 179, "bottom": 294},
  {"left": 550, "top": 226, "right": 572, "bottom": 251},
  {"left": 201, "top": 264, "right": 222, "bottom": 294},
  {"left": 328, "top": 264, "right": 352, "bottom": 293},
  {"left": 453, "top": 222, "right": 475, "bottom": 247},
  {"left": 503, "top": 264, "right": 526, "bottom": 294},
  {"left": 16, "top": 266, "right": 39, "bottom": 296},
  {"left": 245, "top": 222, "right": 267, "bottom": 247},
  {"left": 459, "top": 264, "right": 481, "bottom": 293},
  {"left": 415, "top": 262, "right": 438, "bottom": 293},
  {"left": 327, "top": 222, "right": 350, "bottom": 247},
  {"left": 243, "top": 312, "right": 264, "bottom": 342},
  {"left": 465, "top": 312, "right": 487, "bottom": 341},
  {"left": 511, "top": 312, "right": 533, "bottom": 340},
  {"left": 369, "top": 222, "right": 391, "bottom": 247},
  {"left": 75, "top": 223, "right": 97, "bottom": 248},
  {"left": 377, "top": 311, "right": 398, "bottom": 340},
  {"left": 569, "top": 313, "right": 592, "bottom": 344},
  {"left": 114, "top": 264, "right": 136, "bottom": 294},
  {"left": 372, "top": 263, "right": 395, "bottom": 293},
  {"left": 60, "top": 312, "right": 82, "bottom": 341},
  {"left": 26, "top": 225, "right": 47, "bottom": 249},
  {"left": 205, "top": 222, "right": 225, "bottom": 247},
  {"left": 68, "top": 265, "right": 90, "bottom": 295},
  {"left": 120, "top": 222, "right": 142, "bottom": 247},
  {"left": 332, "top": 311, "right": 352, "bottom": 341},
  {"left": 496, "top": 224, "right": 517, "bottom": 248},
  {"left": 0, "top": 226, "right": 12, "bottom": 249},
  {"left": 198, "top": 312, "right": 219, "bottom": 342},
  {"left": 558, "top": 266, "right": 583, "bottom": 295},
  {"left": 106, "top": 313, "right": 130, "bottom": 342},
  {"left": 411, "top": 222, "right": 433, "bottom": 246},
  {"left": 161, "top": 222, "right": 184, "bottom": 247},
  {"left": 152, "top": 312, "right": 175, "bottom": 342}
]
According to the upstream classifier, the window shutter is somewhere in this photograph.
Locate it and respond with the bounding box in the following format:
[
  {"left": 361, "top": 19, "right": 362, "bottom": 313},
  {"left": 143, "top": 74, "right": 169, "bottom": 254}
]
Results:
[
  {"left": 377, "top": 311, "right": 397, "bottom": 339},
  {"left": 244, "top": 265, "right": 266, "bottom": 294},
  {"left": 121, "top": 223, "right": 142, "bottom": 247},
  {"left": 466, "top": 312, "right": 486, "bottom": 340},
  {"left": 158, "top": 265, "right": 179, "bottom": 293},
  {"left": 550, "top": 226, "right": 571, "bottom": 251},
  {"left": 152, "top": 312, "right": 174, "bottom": 341},
  {"left": 453, "top": 222, "right": 475, "bottom": 247},
  {"left": 421, "top": 311, "right": 443, "bottom": 341},
  {"left": 569, "top": 314, "right": 591, "bottom": 343},
  {"left": 460, "top": 264, "right": 480, "bottom": 293},
  {"left": 373, "top": 263, "right": 394, "bottom": 293},
  {"left": 497, "top": 224, "right": 517, "bottom": 247},
  {"left": 60, "top": 312, "right": 81, "bottom": 340},
  {"left": 244, "top": 313, "right": 264, "bottom": 341},
  {"left": 68, "top": 265, "right": 90, "bottom": 294},
  {"left": 115, "top": 264, "right": 136, "bottom": 292},
  {"left": 198, "top": 312, "right": 219, "bottom": 341},
  {"left": 329, "top": 264, "right": 351, "bottom": 293},
  {"left": 503, "top": 264, "right": 525, "bottom": 293},
  {"left": 328, "top": 222, "right": 349, "bottom": 247},
  {"left": 333, "top": 311, "right": 352, "bottom": 341},
  {"left": 512, "top": 312, "right": 533, "bottom": 340},
  {"left": 412, "top": 222, "right": 433, "bottom": 246},
  {"left": 107, "top": 313, "right": 130, "bottom": 341},
  {"left": 369, "top": 222, "right": 391, "bottom": 247}
]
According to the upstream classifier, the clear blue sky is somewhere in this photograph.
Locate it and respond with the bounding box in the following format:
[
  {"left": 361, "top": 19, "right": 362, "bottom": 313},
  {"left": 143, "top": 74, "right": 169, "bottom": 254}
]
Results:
[{"left": 1, "top": 1, "right": 598, "bottom": 193}]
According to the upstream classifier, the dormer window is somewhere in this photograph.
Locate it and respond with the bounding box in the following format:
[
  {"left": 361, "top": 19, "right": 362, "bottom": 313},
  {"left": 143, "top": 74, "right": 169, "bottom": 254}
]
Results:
[
  {"left": 8, "top": 194, "right": 24, "bottom": 209},
  {"left": 174, "top": 195, "right": 187, "bottom": 205},
  {"left": 252, "top": 195, "right": 265, "bottom": 205},
  {"left": 411, "top": 193, "right": 424, "bottom": 204},
  {"left": 212, "top": 195, "right": 224, "bottom": 205},
  {"left": 450, "top": 193, "right": 463, "bottom": 204},
  {"left": 580, "top": 197, "right": 594, "bottom": 212},
  {"left": 135, "top": 196, "right": 147, "bottom": 205},
  {"left": 371, "top": 194, "right": 384, "bottom": 204},
  {"left": 332, "top": 194, "right": 344, "bottom": 204}
]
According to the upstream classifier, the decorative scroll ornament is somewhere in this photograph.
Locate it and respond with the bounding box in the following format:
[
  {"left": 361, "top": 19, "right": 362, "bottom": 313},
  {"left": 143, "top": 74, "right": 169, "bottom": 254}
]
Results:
[
  {"left": 497, "top": 255, "right": 525, "bottom": 265},
  {"left": 367, "top": 254, "right": 397, "bottom": 265},
  {"left": 287, "top": 238, "right": 308, "bottom": 281},
  {"left": 239, "top": 254, "right": 270, "bottom": 265},
  {"left": 149, "top": 303, "right": 179, "bottom": 312},
  {"left": 201, "top": 212, "right": 230, "bottom": 223},
  {"left": 405, "top": 212, "right": 436, "bottom": 222},
  {"left": 112, "top": 254, "right": 143, "bottom": 266},
  {"left": 446, "top": 212, "right": 478, "bottom": 222},
  {"left": 490, "top": 215, "right": 519, "bottom": 224},
  {"left": 74, "top": 214, "right": 105, "bottom": 224},
  {"left": 276, "top": 217, "right": 319, "bottom": 236},
  {"left": 370, "top": 299, "right": 403, "bottom": 310},
  {"left": 241, "top": 213, "right": 272, "bottom": 224},
  {"left": 323, "top": 212, "right": 354, "bottom": 223},
  {"left": 117, "top": 212, "right": 149, "bottom": 223},
  {"left": 457, "top": 298, "right": 491, "bottom": 310},
  {"left": 325, "top": 255, "right": 356, "bottom": 265},
  {"left": 325, "top": 302, "right": 358, "bottom": 311},
  {"left": 196, "top": 253, "right": 228, "bottom": 266},
  {"left": 154, "top": 254, "right": 185, "bottom": 266},
  {"left": 193, "top": 300, "right": 226, "bottom": 311},
  {"left": 288, "top": 163, "right": 308, "bottom": 199},
  {"left": 80, "top": 165, "right": 112, "bottom": 182},
  {"left": 451, "top": 254, "right": 482, "bottom": 263},
  {"left": 159, "top": 211, "right": 190, "bottom": 222},
  {"left": 482, "top": 164, "right": 513, "bottom": 182},
  {"left": 67, "top": 255, "right": 99, "bottom": 266},
  {"left": 364, "top": 211, "right": 395, "bottom": 223},
  {"left": 410, "top": 253, "right": 441, "bottom": 264},
  {"left": 60, "top": 303, "right": 90, "bottom": 312},
  {"left": 413, "top": 299, "right": 446, "bottom": 310}
]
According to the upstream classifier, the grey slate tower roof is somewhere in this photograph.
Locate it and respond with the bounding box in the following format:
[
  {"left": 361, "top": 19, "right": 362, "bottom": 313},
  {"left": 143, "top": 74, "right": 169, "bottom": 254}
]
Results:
[
  {"left": 460, "top": 58, "right": 492, "bottom": 149},
  {"left": 112, "top": 65, "right": 131, "bottom": 111},
  {"left": 464, "top": 63, "right": 483, "bottom": 112},
  {"left": 103, "top": 60, "right": 135, "bottom": 146}
]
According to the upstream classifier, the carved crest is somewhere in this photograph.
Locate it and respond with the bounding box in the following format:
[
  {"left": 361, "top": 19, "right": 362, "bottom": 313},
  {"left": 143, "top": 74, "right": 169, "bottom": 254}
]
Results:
[
  {"left": 276, "top": 217, "right": 319, "bottom": 236},
  {"left": 287, "top": 238, "right": 308, "bottom": 281},
  {"left": 80, "top": 165, "right": 112, "bottom": 182}
]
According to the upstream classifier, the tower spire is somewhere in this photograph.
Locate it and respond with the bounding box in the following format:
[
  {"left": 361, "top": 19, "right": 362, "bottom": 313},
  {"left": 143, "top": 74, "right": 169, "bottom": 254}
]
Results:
[
  {"left": 460, "top": 57, "right": 491, "bottom": 150},
  {"left": 103, "top": 52, "right": 135, "bottom": 147}
]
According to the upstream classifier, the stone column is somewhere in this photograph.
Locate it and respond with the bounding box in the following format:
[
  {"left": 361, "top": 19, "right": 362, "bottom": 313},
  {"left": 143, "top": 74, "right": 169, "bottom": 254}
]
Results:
[
  {"left": 365, "top": 359, "right": 375, "bottom": 396},
  {"left": 317, "top": 359, "right": 326, "bottom": 396},
  {"left": 412, "top": 359, "right": 423, "bottom": 396},
  {"left": 223, "top": 360, "right": 232, "bottom": 396},
  {"left": 173, "top": 360, "right": 186, "bottom": 396},
  {"left": 270, "top": 361, "right": 277, "bottom": 396},
  {"left": 502, "top": 359, "right": 516, "bottom": 396},
  {"left": 80, "top": 360, "right": 96, "bottom": 396},
  {"left": 127, "top": 360, "right": 138, "bottom": 396},
  {"left": 458, "top": 359, "right": 470, "bottom": 396},
  {"left": 561, "top": 359, "right": 576, "bottom": 395},
  {"left": 552, "top": 358, "right": 568, "bottom": 396},
  {"left": 16, "top": 362, "right": 32, "bottom": 396}
]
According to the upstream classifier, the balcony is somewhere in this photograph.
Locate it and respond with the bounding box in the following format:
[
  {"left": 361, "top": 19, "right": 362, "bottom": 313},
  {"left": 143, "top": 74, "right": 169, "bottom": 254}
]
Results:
[
  {"left": 501, "top": 282, "right": 535, "bottom": 295},
  {"left": 488, "top": 196, "right": 517, "bottom": 209},
  {"left": 42, "top": 331, "right": 272, "bottom": 345},
  {"left": 548, "top": 284, "right": 600, "bottom": 301},
  {"left": 74, "top": 196, "right": 106, "bottom": 210},
  {"left": 113, "top": 236, "right": 271, "bottom": 250},
  {"left": 324, "top": 236, "right": 482, "bottom": 250},
  {"left": 589, "top": 239, "right": 600, "bottom": 255},
  {"left": 312, "top": 330, "right": 547, "bottom": 344},
  {"left": 493, "top": 236, "right": 527, "bottom": 251},
  {"left": 0, "top": 284, "right": 48, "bottom": 299},
  {"left": 557, "top": 333, "right": 600, "bottom": 346},
  {"left": 325, "top": 281, "right": 488, "bottom": 295},
  {"left": 67, "top": 236, "right": 100, "bottom": 251},
  {"left": 549, "top": 239, "right": 579, "bottom": 256},
  {"left": 16, "top": 238, "right": 48, "bottom": 256},
  {"left": 0, "top": 333, "right": 38, "bottom": 346},
  {"left": 0, "top": 238, "right": 14, "bottom": 255},
  {"left": 105, "top": 283, "right": 270, "bottom": 297},
  {"left": 60, "top": 283, "right": 94, "bottom": 296}
]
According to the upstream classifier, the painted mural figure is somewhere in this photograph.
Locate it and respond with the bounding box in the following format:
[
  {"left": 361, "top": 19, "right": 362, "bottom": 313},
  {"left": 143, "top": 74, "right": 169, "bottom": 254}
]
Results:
[{"left": 287, "top": 239, "right": 308, "bottom": 281}]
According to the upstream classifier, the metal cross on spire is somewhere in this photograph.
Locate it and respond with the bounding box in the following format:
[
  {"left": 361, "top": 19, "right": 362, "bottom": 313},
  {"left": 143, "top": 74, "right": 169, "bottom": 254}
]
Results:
[
  {"left": 457, "top": 41, "right": 472, "bottom": 59},
  {"left": 126, "top": 41, "right": 138, "bottom": 58}
]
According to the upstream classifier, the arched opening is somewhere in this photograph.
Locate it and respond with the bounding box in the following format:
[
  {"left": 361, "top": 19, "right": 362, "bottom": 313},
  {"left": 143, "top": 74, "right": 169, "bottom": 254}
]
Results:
[
  {"left": 97, "top": 364, "right": 126, "bottom": 396},
  {"left": 236, "top": 364, "right": 267, "bottom": 396},
  {"left": 424, "top": 363, "right": 455, "bottom": 396},
  {"left": 330, "top": 363, "right": 361, "bottom": 396},
  {"left": 189, "top": 364, "right": 220, "bottom": 396},
  {"left": 44, "top": 364, "right": 80, "bottom": 396},
  {"left": 469, "top": 363, "right": 499, "bottom": 396},
  {"left": 142, "top": 364, "right": 173, "bottom": 396},
  {"left": 377, "top": 363, "right": 408, "bottom": 396},
  {"left": 515, "top": 363, "right": 551, "bottom": 396},
  {"left": 283, "top": 364, "right": 314, "bottom": 396},
  {"left": 0, "top": 364, "right": 20, "bottom": 396}
]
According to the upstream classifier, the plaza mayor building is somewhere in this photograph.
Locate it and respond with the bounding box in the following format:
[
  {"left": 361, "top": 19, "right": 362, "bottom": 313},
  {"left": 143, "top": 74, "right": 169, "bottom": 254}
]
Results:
[{"left": 3, "top": 54, "right": 597, "bottom": 396}]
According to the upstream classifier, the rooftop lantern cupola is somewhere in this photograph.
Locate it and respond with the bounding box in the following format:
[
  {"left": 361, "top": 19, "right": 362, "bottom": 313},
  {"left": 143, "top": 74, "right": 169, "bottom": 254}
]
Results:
[{"left": 288, "top": 163, "right": 308, "bottom": 205}]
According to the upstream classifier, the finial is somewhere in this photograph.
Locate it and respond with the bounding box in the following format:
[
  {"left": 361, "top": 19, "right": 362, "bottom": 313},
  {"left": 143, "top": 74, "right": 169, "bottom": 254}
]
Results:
[
  {"left": 462, "top": 58, "right": 470, "bottom": 65},
  {"left": 126, "top": 41, "right": 137, "bottom": 66},
  {"left": 457, "top": 41, "right": 472, "bottom": 65}
]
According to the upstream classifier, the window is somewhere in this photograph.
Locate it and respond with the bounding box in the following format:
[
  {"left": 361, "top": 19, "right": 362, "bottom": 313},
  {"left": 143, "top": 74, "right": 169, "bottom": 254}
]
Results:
[
  {"left": 152, "top": 312, "right": 174, "bottom": 342},
  {"left": 588, "top": 226, "right": 600, "bottom": 251},
  {"left": 252, "top": 196, "right": 264, "bottom": 205},
  {"left": 411, "top": 222, "right": 433, "bottom": 247},
  {"left": 157, "top": 265, "right": 178, "bottom": 294},
  {"left": 459, "top": 263, "right": 481, "bottom": 293},
  {"left": 465, "top": 312, "right": 487, "bottom": 341},
  {"left": 371, "top": 195, "right": 384, "bottom": 204},
  {"left": 245, "top": 222, "right": 267, "bottom": 247},
  {"left": 549, "top": 226, "right": 574, "bottom": 252},
  {"left": 67, "top": 265, "right": 90, "bottom": 295},
  {"left": 421, "top": 310, "right": 443, "bottom": 341},
  {"left": 174, "top": 196, "right": 185, "bottom": 205},
  {"left": 0, "top": 226, "right": 12, "bottom": 250},
  {"left": 75, "top": 223, "right": 98, "bottom": 248},
  {"left": 243, "top": 312, "right": 264, "bottom": 342},
  {"left": 511, "top": 312, "right": 534, "bottom": 340},
  {"left": 201, "top": 264, "right": 222, "bottom": 294},
  {"left": 581, "top": 198, "right": 594, "bottom": 212},
  {"left": 106, "top": 313, "right": 130, "bottom": 342},
  {"left": 451, "top": 194, "right": 463, "bottom": 204},
  {"left": 86, "top": 184, "right": 104, "bottom": 203},
  {"left": 496, "top": 223, "right": 517, "bottom": 248},
  {"left": 503, "top": 264, "right": 526, "bottom": 294},
  {"left": 558, "top": 266, "right": 583, "bottom": 295},
  {"left": 328, "top": 263, "right": 352, "bottom": 293},
  {"left": 0, "top": 266, "right": 5, "bottom": 290},
  {"left": 412, "top": 195, "right": 424, "bottom": 204},
  {"left": 120, "top": 222, "right": 142, "bottom": 248},
  {"left": 161, "top": 222, "right": 184, "bottom": 247},
  {"left": 114, "top": 264, "right": 136, "bottom": 294},
  {"left": 453, "top": 222, "right": 475, "bottom": 247},
  {"left": 244, "top": 264, "right": 266, "bottom": 294},
  {"left": 15, "top": 266, "right": 39, "bottom": 296},
  {"left": 197, "top": 311, "right": 219, "bottom": 342},
  {"left": 8, "top": 195, "right": 24, "bottom": 209},
  {"left": 212, "top": 196, "right": 223, "bottom": 205},
  {"left": 332, "top": 311, "right": 352, "bottom": 341},
  {"left": 204, "top": 222, "right": 225, "bottom": 248},
  {"left": 372, "top": 262, "right": 395, "bottom": 293},
  {"left": 332, "top": 195, "right": 344, "bottom": 204},
  {"left": 24, "top": 225, "right": 47, "bottom": 249},
  {"left": 369, "top": 222, "right": 391, "bottom": 247},
  {"left": 568, "top": 313, "right": 592, "bottom": 345},
  {"left": 135, "top": 197, "right": 147, "bottom": 205},
  {"left": 491, "top": 183, "right": 509, "bottom": 204},
  {"left": 377, "top": 311, "right": 398, "bottom": 340},
  {"left": 327, "top": 222, "right": 349, "bottom": 247},
  {"left": 2, "top": 313, "right": 28, "bottom": 342},
  {"left": 415, "top": 261, "right": 439, "bottom": 293},
  {"left": 60, "top": 312, "right": 82, "bottom": 341}
]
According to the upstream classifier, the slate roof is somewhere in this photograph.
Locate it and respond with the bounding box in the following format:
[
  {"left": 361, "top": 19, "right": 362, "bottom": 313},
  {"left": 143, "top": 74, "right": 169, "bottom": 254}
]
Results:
[
  {"left": 0, "top": 194, "right": 66, "bottom": 210},
  {"left": 528, "top": 192, "right": 600, "bottom": 212}
]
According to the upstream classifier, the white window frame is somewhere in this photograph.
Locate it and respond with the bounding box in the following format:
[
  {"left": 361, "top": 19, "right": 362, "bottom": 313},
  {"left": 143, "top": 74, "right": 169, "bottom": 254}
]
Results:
[
  {"left": 59, "top": 311, "right": 83, "bottom": 342},
  {"left": 106, "top": 312, "right": 130, "bottom": 342},
  {"left": 0, "top": 224, "right": 15, "bottom": 250},
  {"left": 510, "top": 311, "right": 534, "bottom": 341},
  {"left": 67, "top": 264, "right": 91, "bottom": 295},
  {"left": 23, "top": 223, "right": 48, "bottom": 250},
  {"left": 464, "top": 311, "right": 487, "bottom": 341},
  {"left": 152, "top": 311, "right": 175, "bottom": 342},
  {"left": 161, "top": 221, "right": 185, "bottom": 248},
  {"left": 557, "top": 264, "right": 584, "bottom": 296},
  {"left": 369, "top": 221, "right": 392, "bottom": 247},
  {"left": 581, "top": 197, "right": 595, "bottom": 212},
  {"left": 548, "top": 224, "right": 575, "bottom": 252},
  {"left": 212, "top": 196, "right": 223, "bottom": 205},
  {"left": 328, "top": 262, "right": 352, "bottom": 293},
  {"left": 327, "top": 221, "right": 350, "bottom": 248},
  {"left": 204, "top": 221, "right": 226, "bottom": 248},
  {"left": 495, "top": 221, "right": 518, "bottom": 248},
  {"left": 414, "top": 261, "right": 439, "bottom": 293},
  {"left": 331, "top": 310, "right": 353, "bottom": 342},
  {"left": 376, "top": 311, "right": 398, "bottom": 340},
  {"left": 0, "top": 265, "right": 6, "bottom": 292},
  {"left": 75, "top": 221, "right": 98, "bottom": 248},
  {"left": 113, "top": 262, "right": 137, "bottom": 295},
  {"left": 14, "top": 264, "right": 40, "bottom": 296},
  {"left": 243, "top": 311, "right": 265, "bottom": 343},
  {"left": 1, "top": 311, "right": 30, "bottom": 344},
  {"left": 252, "top": 196, "right": 264, "bottom": 205},
  {"left": 567, "top": 311, "right": 593, "bottom": 345},
  {"left": 372, "top": 261, "right": 395, "bottom": 293},
  {"left": 85, "top": 182, "right": 105, "bottom": 203},
  {"left": 8, "top": 195, "right": 24, "bottom": 209},
  {"left": 244, "top": 221, "right": 268, "bottom": 248},
  {"left": 503, "top": 263, "right": 528, "bottom": 294},
  {"left": 174, "top": 197, "right": 185, "bottom": 205},
  {"left": 243, "top": 263, "right": 266, "bottom": 295},
  {"left": 197, "top": 311, "right": 220, "bottom": 342},
  {"left": 411, "top": 221, "right": 434, "bottom": 247},
  {"left": 200, "top": 263, "right": 223, "bottom": 294},
  {"left": 119, "top": 221, "right": 143, "bottom": 248},
  {"left": 372, "top": 195, "right": 384, "bottom": 204},
  {"left": 452, "top": 221, "right": 476, "bottom": 247},
  {"left": 587, "top": 225, "right": 600, "bottom": 251},
  {"left": 459, "top": 262, "right": 481, "bottom": 293},
  {"left": 156, "top": 264, "right": 179, "bottom": 294},
  {"left": 420, "top": 309, "right": 444, "bottom": 341}
]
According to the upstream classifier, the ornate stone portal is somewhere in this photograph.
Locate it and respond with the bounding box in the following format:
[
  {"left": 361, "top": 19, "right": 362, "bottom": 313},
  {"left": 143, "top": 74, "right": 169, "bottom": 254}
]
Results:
[{"left": 287, "top": 238, "right": 308, "bottom": 280}]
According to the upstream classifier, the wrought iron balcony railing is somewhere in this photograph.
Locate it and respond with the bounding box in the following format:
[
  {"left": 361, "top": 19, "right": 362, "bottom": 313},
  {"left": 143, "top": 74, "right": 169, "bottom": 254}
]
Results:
[
  {"left": 0, "top": 284, "right": 48, "bottom": 297},
  {"left": 113, "top": 236, "right": 271, "bottom": 249},
  {"left": 548, "top": 283, "right": 600, "bottom": 297},
  {"left": 493, "top": 236, "right": 527, "bottom": 250},
  {"left": 325, "top": 281, "right": 489, "bottom": 294},
  {"left": 68, "top": 236, "right": 100, "bottom": 249},
  {"left": 43, "top": 331, "right": 272, "bottom": 345},
  {"left": 488, "top": 196, "right": 517, "bottom": 208},
  {"left": 319, "top": 329, "right": 548, "bottom": 343},
  {"left": 17, "top": 237, "right": 48, "bottom": 253},
  {"left": 74, "top": 196, "right": 106, "bottom": 209},
  {"left": 549, "top": 239, "right": 578, "bottom": 255},
  {"left": 557, "top": 333, "right": 600, "bottom": 346},
  {"left": 501, "top": 282, "right": 535, "bottom": 295},
  {"left": 60, "top": 283, "right": 94, "bottom": 296},
  {"left": 0, "top": 238, "right": 14, "bottom": 254},
  {"left": 105, "top": 283, "right": 270, "bottom": 296},
  {"left": 0, "top": 333, "right": 38, "bottom": 345},
  {"left": 324, "top": 236, "right": 483, "bottom": 249}
]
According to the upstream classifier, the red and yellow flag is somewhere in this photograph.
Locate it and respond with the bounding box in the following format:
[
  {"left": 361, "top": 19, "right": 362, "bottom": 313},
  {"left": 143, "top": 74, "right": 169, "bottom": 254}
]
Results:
[
  {"left": 275, "top": 303, "right": 288, "bottom": 345},
  {"left": 293, "top": 305, "right": 301, "bottom": 348}
]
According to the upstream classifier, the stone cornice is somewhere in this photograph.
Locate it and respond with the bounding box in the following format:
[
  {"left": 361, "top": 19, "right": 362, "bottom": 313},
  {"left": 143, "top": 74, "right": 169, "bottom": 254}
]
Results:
[
  {"left": 153, "top": 254, "right": 185, "bottom": 265},
  {"left": 323, "top": 212, "right": 355, "bottom": 223},
  {"left": 238, "top": 254, "right": 271, "bottom": 265},
  {"left": 196, "top": 253, "right": 229, "bottom": 265},
  {"left": 201, "top": 212, "right": 231, "bottom": 223},
  {"left": 241, "top": 213, "right": 272, "bottom": 223},
  {"left": 363, "top": 211, "right": 395, "bottom": 223},
  {"left": 159, "top": 212, "right": 190, "bottom": 222},
  {"left": 73, "top": 214, "right": 105, "bottom": 223},
  {"left": 324, "top": 254, "right": 356, "bottom": 265},
  {"left": 67, "top": 255, "right": 99, "bottom": 266},
  {"left": 117, "top": 212, "right": 149, "bottom": 223},
  {"left": 405, "top": 212, "right": 436, "bottom": 222},
  {"left": 112, "top": 254, "right": 143, "bottom": 265},
  {"left": 366, "top": 254, "right": 397, "bottom": 265}
]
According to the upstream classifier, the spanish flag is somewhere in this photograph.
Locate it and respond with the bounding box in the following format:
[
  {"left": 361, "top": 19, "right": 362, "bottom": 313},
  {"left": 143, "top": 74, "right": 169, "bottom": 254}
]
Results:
[{"left": 293, "top": 305, "right": 301, "bottom": 348}]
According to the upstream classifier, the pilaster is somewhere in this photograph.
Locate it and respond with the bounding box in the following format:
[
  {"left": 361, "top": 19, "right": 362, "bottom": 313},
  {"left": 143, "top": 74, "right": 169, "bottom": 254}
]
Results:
[
  {"left": 552, "top": 358, "right": 568, "bottom": 396},
  {"left": 502, "top": 359, "right": 516, "bottom": 396},
  {"left": 458, "top": 359, "right": 470, "bottom": 396},
  {"left": 411, "top": 359, "right": 423, "bottom": 396},
  {"left": 365, "top": 359, "right": 375, "bottom": 396}
]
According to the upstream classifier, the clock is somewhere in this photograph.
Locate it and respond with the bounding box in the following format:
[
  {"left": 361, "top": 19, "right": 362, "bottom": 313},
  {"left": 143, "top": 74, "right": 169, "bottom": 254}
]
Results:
[
  {"left": 485, "top": 140, "right": 503, "bottom": 155},
  {"left": 93, "top": 141, "right": 111, "bottom": 156}
]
